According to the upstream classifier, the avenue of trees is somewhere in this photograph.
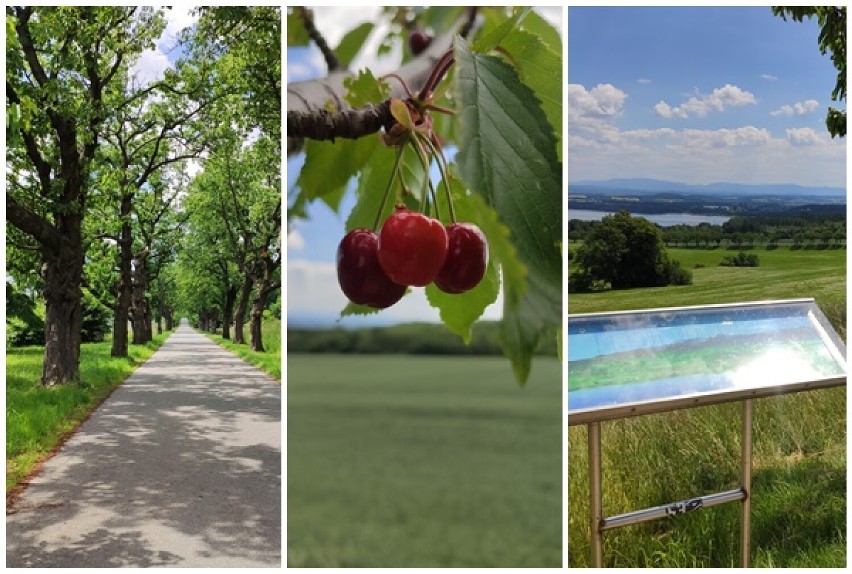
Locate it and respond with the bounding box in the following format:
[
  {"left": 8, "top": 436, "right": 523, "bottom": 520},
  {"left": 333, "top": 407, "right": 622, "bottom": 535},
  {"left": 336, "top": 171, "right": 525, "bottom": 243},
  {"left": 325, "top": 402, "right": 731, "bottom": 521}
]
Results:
[{"left": 6, "top": 7, "right": 281, "bottom": 385}]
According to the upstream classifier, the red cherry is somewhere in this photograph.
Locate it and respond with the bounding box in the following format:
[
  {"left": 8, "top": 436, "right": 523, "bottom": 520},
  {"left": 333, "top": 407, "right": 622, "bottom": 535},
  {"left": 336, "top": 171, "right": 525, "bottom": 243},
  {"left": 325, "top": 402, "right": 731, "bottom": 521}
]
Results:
[
  {"left": 378, "top": 207, "right": 448, "bottom": 286},
  {"left": 435, "top": 223, "right": 488, "bottom": 294},
  {"left": 408, "top": 29, "right": 431, "bottom": 55},
  {"left": 337, "top": 229, "right": 406, "bottom": 308}
]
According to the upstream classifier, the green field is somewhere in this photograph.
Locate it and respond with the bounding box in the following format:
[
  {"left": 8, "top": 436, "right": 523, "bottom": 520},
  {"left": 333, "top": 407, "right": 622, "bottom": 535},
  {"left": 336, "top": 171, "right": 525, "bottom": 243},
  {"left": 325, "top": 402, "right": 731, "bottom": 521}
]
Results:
[
  {"left": 568, "top": 246, "right": 846, "bottom": 567},
  {"left": 287, "top": 354, "right": 562, "bottom": 567}
]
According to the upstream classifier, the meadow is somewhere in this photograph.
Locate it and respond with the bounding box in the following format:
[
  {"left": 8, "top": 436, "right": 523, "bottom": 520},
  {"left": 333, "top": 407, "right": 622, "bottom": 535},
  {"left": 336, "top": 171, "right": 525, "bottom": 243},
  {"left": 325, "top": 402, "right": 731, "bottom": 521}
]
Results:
[
  {"left": 6, "top": 331, "right": 173, "bottom": 493},
  {"left": 206, "top": 318, "right": 281, "bottom": 380},
  {"left": 287, "top": 354, "right": 562, "bottom": 567},
  {"left": 567, "top": 245, "right": 846, "bottom": 567}
]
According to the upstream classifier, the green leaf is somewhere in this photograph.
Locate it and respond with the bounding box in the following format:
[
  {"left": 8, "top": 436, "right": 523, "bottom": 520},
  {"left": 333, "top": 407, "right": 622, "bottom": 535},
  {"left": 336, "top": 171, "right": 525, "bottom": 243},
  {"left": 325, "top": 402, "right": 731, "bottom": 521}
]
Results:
[
  {"left": 335, "top": 22, "right": 373, "bottom": 69},
  {"left": 425, "top": 262, "right": 499, "bottom": 344},
  {"left": 473, "top": 7, "right": 533, "bottom": 53},
  {"left": 454, "top": 38, "right": 561, "bottom": 295},
  {"left": 519, "top": 9, "right": 562, "bottom": 56},
  {"left": 439, "top": 177, "right": 527, "bottom": 309},
  {"left": 344, "top": 146, "right": 401, "bottom": 232},
  {"left": 297, "top": 137, "right": 374, "bottom": 212},
  {"left": 343, "top": 69, "right": 390, "bottom": 107},
  {"left": 340, "top": 301, "right": 383, "bottom": 318},
  {"left": 500, "top": 29, "right": 562, "bottom": 158},
  {"left": 286, "top": 9, "right": 310, "bottom": 46},
  {"left": 501, "top": 273, "right": 561, "bottom": 384},
  {"left": 453, "top": 37, "right": 562, "bottom": 384}
]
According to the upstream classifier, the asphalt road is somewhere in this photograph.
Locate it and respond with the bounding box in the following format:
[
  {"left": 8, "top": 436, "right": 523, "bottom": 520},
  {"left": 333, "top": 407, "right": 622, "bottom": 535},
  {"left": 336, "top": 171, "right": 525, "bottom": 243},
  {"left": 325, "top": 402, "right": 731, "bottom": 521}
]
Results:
[{"left": 6, "top": 322, "right": 281, "bottom": 567}]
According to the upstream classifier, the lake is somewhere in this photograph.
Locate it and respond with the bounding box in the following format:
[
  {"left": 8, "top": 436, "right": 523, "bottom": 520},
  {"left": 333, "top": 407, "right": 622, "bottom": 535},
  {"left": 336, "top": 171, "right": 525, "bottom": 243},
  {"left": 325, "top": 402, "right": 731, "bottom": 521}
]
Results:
[{"left": 568, "top": 209, "right": 731, "bottom": 227}]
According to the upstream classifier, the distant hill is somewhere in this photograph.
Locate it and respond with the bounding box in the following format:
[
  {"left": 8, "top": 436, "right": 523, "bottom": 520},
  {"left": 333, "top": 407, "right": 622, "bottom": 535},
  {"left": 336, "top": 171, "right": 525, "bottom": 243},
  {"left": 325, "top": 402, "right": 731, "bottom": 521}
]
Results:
[{"left": 569, "top": 178, "right": 846, "bottom": 198}]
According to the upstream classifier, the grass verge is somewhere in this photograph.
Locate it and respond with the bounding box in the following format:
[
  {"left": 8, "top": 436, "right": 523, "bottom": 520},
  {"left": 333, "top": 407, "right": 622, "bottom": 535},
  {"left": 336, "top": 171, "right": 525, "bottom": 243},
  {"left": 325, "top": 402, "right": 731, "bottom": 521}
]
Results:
[
  {"left": 6, "top": 330, "right": 173, "bottom": 494},
  {"left": 205, "top": 318, "right": 281, "bottom": 380}
]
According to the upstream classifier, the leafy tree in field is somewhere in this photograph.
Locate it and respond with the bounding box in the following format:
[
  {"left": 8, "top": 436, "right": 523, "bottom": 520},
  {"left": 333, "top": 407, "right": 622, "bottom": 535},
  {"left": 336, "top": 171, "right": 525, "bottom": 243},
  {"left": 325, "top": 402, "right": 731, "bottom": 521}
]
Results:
[
  {"left": 772, "top": 6, "right": 846, "bottom": 137},
  {"left": 6, "top": 7, "right": 166, "bottom": 385},
  {"left": 572, "top": 211, "right": 692, "bottom": 291},
  {"left": 287, "top": 7, "right": 562, "bottom": 383}
]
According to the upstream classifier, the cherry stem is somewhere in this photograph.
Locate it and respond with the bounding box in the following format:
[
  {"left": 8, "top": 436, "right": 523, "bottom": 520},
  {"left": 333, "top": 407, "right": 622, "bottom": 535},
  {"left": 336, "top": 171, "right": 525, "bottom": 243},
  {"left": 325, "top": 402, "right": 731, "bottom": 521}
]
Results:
[
  {"left": 409, "top": 136, "right": 442, "bottom": 221},
  {"left": 373, "top": 145, "right": 405, "bottom": 231},
  {"left": 418, "top": 49, "right": 455, "bottom": 101},
  {"left": 381, "top": 72, "right": 415, "bottom": 99},
  {"left": 418, "top": 132, "right": 456, "bottom": 223}
]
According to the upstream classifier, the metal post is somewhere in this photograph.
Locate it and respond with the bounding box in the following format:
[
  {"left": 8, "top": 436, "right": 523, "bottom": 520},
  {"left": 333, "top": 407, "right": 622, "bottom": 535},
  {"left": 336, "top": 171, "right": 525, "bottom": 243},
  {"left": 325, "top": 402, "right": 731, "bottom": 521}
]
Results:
[
  {"left": 740, "top": 399, "right": 753, "bottom": 568},
  {"left": 589, "top": 421, "right": 603, "bottom": 567}
]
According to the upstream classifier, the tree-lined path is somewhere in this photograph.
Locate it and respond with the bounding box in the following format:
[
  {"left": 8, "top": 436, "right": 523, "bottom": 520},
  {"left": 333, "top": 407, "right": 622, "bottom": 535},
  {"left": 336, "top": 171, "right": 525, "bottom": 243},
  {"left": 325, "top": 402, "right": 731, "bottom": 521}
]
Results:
[{"left": 6, "top": 321, "right": 281, "bottom": 568}]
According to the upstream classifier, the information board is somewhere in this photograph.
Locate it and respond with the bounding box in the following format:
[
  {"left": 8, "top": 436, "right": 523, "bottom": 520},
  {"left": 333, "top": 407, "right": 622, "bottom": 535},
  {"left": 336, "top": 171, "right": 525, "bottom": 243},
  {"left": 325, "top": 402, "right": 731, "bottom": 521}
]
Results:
[{"left": 568, "top": 299, "right": 846, "bottom": 424}]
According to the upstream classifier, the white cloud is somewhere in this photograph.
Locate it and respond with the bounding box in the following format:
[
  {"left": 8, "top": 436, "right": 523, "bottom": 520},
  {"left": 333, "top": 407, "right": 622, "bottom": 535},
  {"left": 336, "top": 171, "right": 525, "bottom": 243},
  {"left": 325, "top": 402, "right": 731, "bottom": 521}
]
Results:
[
  {"left": 130, "top": 7, "right": 198, "bottom": 87},
  {"left": 655, "top": 84, "right": 756, "bottom": 119},
  {"left": 287, "top": 229, "right": 306, "bottom": 251},
  {"left": 681, "top": 126, "right": 771, "bottom": 148},
  {"left": 568, "top": 83, "right": 628, "bottom": 119},
  {"left": 761, "top": 73, "right": 778, "bottom": 81},
  {"left": 637, "top": 78, "right": 652, "bottom": 85},
  {"left": 786, "top": 127, "right": 824, "bottom": 145},
  {"left": 770, "top": 99, "right": 819, "bottom": 116}
]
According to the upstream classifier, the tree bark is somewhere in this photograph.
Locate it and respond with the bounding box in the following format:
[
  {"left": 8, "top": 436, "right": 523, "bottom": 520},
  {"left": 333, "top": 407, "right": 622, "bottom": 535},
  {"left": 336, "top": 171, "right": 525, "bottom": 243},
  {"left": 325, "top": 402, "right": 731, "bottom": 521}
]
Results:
[
  {"left": 249, "top": 284, "right": 269, "bottom": 353},
  {"left": 111, "top": 193, "right": 133, "bottom": 357},
  {"left": 131, "top": 251, "right": 151, "bottom": 344},
  {"left": 233, "top": 275, "right": 253, "bottom": 344},
  {"left": 41, "top": 228, "right": 84, "bottom": 386},
  {"left": 222, "top": 284, "right": 237, "bottom": 340},
  {"left": 165, "top": 309, "right": 174, "bottom": 331}
]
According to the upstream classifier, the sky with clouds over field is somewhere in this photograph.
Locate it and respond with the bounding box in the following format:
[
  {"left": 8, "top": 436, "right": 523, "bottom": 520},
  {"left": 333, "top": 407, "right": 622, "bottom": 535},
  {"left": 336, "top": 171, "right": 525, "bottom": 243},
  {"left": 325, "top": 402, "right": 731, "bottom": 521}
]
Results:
[
  {"left": 568, "top": 6, "right": 846, "bottom": 187},
  {"left": 287, "top": 7, "right": 563, "bottom": 326}
]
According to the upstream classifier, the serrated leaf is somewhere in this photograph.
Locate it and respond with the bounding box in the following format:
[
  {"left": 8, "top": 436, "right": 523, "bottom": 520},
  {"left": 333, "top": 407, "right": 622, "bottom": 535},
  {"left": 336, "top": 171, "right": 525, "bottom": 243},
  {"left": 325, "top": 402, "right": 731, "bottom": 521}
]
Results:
[
  {"left": 343, "top": 69, "right": 390, "bottom": 108},
  {"left": 519, "top": 9, "right": 562, "bottom": 56},
  {"left": 438, "top": 177, "right": 526, "bottom": 309},
  {"left": 286, "top": 10, "right": 310, "bottom": 46},
  {"left": 453, "top": 37, "right": 562, "bottom": 384},
  {"left": 501, "top": 29, "right": 562, "bottom": 158},
  {"left": 335, "top": 22, "right": 373, "bottom": 69},
  {"left": 297, "top": 137, "right": 374, "bottom": 212},
  {"left": 501, "top": 272, "right": 561, "bottom": 384},
  {"left": 425, "top": 262, "right": 499, "bottom": 344},
  {"left": 340, "top": 301, "right": 383, "bottom": 318},
  {"left": 454, "top": 38, "right": 561, "bottom": 295},
  {"left": 473, "top": 7, "right": 532, "bottom": 53}
]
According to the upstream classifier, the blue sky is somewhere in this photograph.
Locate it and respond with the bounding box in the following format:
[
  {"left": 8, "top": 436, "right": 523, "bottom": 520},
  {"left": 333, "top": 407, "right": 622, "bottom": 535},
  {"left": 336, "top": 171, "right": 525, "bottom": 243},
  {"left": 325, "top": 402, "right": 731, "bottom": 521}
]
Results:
[
  {"left": 568, "top": 6, "right": 846, "bottom": 187},
  {"left": 287, "top": 7, "right": 562, "bottom": 327}
]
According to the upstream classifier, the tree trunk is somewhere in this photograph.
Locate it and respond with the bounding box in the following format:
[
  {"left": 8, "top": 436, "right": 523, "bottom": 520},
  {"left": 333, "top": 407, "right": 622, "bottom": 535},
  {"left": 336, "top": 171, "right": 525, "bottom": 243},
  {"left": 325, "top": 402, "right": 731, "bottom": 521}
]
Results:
[
  {"left": 249, "top": 287, "right": 266, "bottom": 352},
  {"left": 111, "top": 193, "right": 133, "bottom": 357},
  {"left": 165, "top": 310, "right": 174, "bottom": 331},
  {"left": 41, "top": 225, "right": 83, "bottom": 386},
  {"left": 131, "top": 252, "right": 150, "bottom": 345},
  {"left": 156, "top": 315, "right": 163, "bottom": 335},
  {"left": 233, "top": 275, "right": 253, "bottom": 344},
  {"left": 222, "top": 285, "right": 237, "bottom": 340}
]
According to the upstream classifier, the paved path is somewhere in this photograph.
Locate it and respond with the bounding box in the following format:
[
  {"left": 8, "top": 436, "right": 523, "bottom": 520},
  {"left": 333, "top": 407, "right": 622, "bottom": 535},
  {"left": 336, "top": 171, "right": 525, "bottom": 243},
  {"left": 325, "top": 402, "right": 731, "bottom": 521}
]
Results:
[{"left": 6, "top": 322, "right": 280, "bottom": 567}]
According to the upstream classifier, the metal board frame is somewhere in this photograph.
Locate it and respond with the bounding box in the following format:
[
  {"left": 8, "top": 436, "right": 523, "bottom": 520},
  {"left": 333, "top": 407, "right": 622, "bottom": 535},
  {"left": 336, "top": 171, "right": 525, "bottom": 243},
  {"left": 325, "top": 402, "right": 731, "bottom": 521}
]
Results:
[{"left": 568, "top": 298, "right": 847, "bottom": 567}]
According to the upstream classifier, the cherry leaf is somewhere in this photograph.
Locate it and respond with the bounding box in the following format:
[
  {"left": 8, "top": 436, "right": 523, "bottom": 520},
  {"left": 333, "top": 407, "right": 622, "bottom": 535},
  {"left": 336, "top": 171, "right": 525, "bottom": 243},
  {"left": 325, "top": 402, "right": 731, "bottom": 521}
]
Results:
[
  {"left": 425, "top": 262, "right": 499, "bottom": 344},
  {"left": 335, "top": 22, "right": 373, "bottom": 69},
  {"left": 453, "top": 37, "right": 562, "bottom": 384}
]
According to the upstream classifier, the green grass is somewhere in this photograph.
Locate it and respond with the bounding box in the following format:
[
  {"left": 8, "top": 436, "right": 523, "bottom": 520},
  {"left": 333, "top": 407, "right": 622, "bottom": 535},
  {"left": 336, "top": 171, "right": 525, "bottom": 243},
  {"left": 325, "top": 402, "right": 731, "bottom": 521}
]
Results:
[
  {"left": 288, "top": 354, "right": 562, "bottom": 567},
  {"left": 568, "top": 246, "right": 846, "bottom": 567},
  {"left": 206, "top": 318, "right": 281, "bottom": 380},
  {"left": 6, "top": 331, "right": 173, "bottom": 493}
]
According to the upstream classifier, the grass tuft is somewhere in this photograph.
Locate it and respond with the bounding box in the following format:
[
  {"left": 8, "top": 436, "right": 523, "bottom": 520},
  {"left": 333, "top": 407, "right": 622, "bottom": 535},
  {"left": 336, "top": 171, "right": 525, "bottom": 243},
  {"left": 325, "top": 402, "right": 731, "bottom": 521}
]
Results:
[{"left": 205, "top": 318, "right": 281, "bottom": 380}]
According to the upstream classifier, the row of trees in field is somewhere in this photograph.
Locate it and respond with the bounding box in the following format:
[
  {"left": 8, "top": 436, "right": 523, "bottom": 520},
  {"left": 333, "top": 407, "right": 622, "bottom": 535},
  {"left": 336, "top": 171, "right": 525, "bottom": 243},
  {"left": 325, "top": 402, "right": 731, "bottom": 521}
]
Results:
[
  {"left": 569, "top": 214, "right": 847, "bottom": 250},
  {"left": 6, "top": 7, "right": 281, "bottom": 384}
]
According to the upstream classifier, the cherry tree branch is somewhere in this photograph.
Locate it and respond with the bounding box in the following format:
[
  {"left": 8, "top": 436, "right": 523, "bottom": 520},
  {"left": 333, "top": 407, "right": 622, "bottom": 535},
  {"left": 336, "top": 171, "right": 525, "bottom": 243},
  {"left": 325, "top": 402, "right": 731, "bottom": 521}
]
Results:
[
  {"left": 298, "top": 7, "right": 340, "bottom": 72},
  {"left": 287, "top": 8, "right": 478, "bottom": 145}
]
